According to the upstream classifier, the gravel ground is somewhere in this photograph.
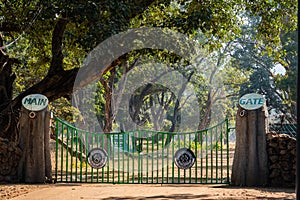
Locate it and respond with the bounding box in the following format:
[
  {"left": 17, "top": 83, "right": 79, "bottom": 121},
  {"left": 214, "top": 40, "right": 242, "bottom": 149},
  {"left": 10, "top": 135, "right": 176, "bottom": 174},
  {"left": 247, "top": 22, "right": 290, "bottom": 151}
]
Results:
[{"left": 0, "top": 183, "right": 296, "bottom": 200}]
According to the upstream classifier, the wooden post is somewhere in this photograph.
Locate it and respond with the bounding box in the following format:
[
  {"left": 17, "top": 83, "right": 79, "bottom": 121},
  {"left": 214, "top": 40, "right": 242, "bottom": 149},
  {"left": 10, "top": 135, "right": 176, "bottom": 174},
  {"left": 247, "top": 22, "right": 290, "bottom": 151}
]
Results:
[
  {"left": 231, "top": 104, "right": 269, "bottom": 186},
  {"left": 18, "top": 107, "right": 52, "bottom": 183}
]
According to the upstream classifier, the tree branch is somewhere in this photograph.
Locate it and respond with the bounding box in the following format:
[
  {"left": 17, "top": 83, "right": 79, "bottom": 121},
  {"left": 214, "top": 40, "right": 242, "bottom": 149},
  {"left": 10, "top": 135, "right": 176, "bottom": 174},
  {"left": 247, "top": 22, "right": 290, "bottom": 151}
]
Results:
[{"left": 48, "top": 18, "right": 69, "bottom": 75}]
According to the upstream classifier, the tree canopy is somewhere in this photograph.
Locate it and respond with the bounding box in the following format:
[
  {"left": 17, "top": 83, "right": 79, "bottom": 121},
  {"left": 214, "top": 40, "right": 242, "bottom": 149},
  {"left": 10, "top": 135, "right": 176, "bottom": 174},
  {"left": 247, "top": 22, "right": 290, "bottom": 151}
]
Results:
[{"left": 0, "top": 0, "right": 297, "bottom": 137}]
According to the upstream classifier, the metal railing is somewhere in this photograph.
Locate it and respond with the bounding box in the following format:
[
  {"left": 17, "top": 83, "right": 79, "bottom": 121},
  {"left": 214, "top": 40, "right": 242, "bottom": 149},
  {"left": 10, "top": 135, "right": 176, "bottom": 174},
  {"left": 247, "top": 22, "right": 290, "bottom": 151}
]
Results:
[{"left": 54, "top": 117, "right": 230, "bottom": 184}]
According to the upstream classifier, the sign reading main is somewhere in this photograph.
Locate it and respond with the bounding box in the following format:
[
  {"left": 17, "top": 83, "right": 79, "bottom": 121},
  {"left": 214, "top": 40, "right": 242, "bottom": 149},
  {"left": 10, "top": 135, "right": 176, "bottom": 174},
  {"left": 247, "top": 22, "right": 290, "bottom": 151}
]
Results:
[
  {"left": 239, "top": 93, "right": 265, "bottom": 110},
  {"left": 22, "top": 94, "right": 49, "bottom": 111}
]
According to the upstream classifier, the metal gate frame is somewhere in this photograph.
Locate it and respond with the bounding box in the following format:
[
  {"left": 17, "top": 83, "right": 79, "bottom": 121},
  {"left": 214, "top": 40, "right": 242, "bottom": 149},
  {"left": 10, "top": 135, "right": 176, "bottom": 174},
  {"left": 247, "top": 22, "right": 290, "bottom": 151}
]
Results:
[{"left": 54, "top": 117, "right": 230, "bottom": 184}]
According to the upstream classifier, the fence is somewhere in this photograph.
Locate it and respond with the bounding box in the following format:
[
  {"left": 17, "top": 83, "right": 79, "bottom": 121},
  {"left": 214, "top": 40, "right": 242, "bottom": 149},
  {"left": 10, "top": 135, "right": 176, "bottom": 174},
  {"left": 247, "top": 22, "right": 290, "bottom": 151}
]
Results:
[{"left": 54, "top": 117, "right": 230, "bottom": 184}]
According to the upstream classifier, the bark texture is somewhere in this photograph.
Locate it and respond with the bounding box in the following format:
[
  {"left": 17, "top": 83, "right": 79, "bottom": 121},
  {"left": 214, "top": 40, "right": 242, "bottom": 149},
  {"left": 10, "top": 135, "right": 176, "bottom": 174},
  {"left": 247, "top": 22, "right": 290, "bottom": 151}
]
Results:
[
  {"left": 18, "top": 107, "right": 52, "bottom": 183},
  {"left": 231, "top": 105, "right": 269, "bottom": 186}
]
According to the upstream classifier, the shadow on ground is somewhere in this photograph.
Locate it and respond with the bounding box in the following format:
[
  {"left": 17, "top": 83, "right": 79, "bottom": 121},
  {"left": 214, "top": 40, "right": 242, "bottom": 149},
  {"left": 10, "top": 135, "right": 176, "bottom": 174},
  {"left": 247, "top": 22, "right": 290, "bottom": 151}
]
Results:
[
  {"left": 100, "top": 194, "right": 209, "bottom": 200},
  {"left": 212, "top": 184, "right": 295, "bottom": 194}
]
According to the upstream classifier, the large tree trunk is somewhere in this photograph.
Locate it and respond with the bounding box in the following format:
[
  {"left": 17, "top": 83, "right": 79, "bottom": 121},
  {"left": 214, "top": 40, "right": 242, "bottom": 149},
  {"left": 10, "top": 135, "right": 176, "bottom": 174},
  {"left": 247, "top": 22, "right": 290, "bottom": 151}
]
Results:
[
  {"left": 231, "top": 105, "right": 269, "bottom": 186},
  {"left": 0, "top": 33, "right": 19, "bottom": 142}
]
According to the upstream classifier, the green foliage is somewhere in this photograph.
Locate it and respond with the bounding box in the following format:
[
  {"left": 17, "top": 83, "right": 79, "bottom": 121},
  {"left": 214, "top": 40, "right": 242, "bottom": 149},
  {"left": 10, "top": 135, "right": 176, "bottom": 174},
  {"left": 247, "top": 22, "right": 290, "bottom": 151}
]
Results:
[
  {"left": 231, "top": 14, "right": 297, "bottom": 120},
  {"left": 244, "top": 0, "right": 297, "bottom": 52},
  {"left": 0, "top": 0, "right": 297, "bottom": 130},
  {"left": 72, "top": 160, "right": 88, "bottom": 168},
  {"left": 173, "top": 140, "right": 223, "bottom": 151},
  {"left": 188, "top": 141, "right": 202, "bottom": 151},
  {"left": 131, "top": 1, "right": 242, "bottom": 49},
  {"left": 275, "top": 30, "right": 297, "bottom": 104},
  {"left": 50, "top": 97, "right": 82, "bottom": 123}
]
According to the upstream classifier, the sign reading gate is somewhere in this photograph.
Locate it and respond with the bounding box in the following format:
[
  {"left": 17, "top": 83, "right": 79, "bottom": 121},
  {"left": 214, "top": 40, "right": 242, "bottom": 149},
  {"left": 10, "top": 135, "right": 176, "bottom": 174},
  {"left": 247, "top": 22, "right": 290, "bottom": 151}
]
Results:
[
  {"left": 239, "top": 93, "right": 265, "bottom": 110},
  {"left": 22, "top": 94, "right": 49, "bottom": 111}
]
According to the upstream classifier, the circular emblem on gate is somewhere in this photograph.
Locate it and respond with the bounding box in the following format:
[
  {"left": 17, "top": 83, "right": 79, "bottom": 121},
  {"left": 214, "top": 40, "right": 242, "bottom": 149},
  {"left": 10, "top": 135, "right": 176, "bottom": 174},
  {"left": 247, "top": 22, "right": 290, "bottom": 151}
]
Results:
[
  {"left": 174, "top": 148, "right": 196, "bottom": 169},
  {"left": 87, "top": 148, "right": 108, "bottom": 169}
]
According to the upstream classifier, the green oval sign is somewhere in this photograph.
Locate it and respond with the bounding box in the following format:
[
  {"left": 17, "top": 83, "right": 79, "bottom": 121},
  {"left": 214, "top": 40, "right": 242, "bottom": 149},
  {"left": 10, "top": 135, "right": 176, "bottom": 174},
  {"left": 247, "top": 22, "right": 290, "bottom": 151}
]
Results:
[
  {"left": 22, "top": 94, "right": 49, "bottom": 111},
  {"left": 239, "top": 93, "right": 265, "bottom": 110}
]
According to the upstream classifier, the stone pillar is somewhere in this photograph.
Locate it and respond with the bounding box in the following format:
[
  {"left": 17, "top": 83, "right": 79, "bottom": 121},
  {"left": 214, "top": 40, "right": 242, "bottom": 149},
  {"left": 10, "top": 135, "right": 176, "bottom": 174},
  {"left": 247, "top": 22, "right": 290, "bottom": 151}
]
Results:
[
  {"left": 18, "top": 107, "right": 52, "bottom": 183},
  {"left": 231, "top": 104, "right": 269, "bottom": 186}
]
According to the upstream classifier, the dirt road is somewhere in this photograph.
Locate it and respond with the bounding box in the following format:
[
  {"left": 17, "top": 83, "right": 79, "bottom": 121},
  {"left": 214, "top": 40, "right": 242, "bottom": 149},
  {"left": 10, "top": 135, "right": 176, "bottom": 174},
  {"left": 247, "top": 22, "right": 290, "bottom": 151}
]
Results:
[{"left": 3, "top": 183, "right": 295, "bottom": 200}]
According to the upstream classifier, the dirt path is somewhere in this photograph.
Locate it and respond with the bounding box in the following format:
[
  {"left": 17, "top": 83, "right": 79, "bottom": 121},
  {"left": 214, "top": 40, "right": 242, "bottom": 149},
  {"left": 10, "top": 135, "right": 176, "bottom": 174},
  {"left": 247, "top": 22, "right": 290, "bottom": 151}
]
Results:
[{"left": 1, "top": 183, "right": 295, "bottom": 200}]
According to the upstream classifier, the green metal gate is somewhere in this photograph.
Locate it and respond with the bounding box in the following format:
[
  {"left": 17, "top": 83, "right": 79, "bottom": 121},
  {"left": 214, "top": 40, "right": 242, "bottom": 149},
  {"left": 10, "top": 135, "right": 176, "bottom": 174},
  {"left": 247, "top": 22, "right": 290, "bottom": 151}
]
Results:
[{"left": 54, "top": 117, "right": 230, "bottom": 184}]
